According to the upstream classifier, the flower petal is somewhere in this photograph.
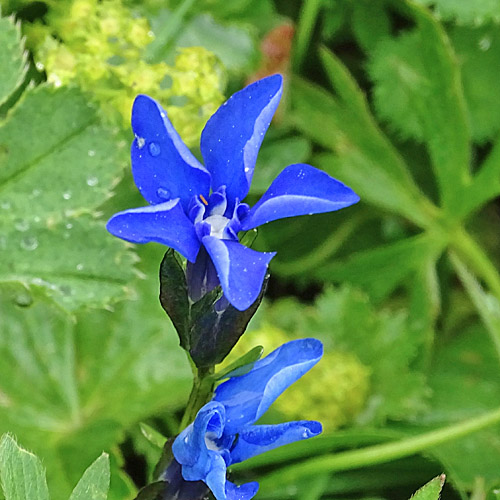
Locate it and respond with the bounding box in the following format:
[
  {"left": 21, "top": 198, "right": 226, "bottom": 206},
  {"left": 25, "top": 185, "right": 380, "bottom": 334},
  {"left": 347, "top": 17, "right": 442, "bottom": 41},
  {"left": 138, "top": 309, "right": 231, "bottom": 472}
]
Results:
[
  {"left": 230, "top": 421, "right": 322, "bottom": 464},
  {"left": 131, "top": 94, "right": 211, "bottom": 210},
  {"left": 200, "top": 75, "right": 283, "bottom": 210},
  {"left": 106, "top": 199, "right": 200, "bottom": 262},
  {"left": 173, "top": 401, "right": 226, "bottom": 474},
  {"left": 214, "top": 339, "right": 323, "bottom": 434},
  {"left": 240, "top": 163, "right": 360, "bottom": 230},
  {"left": 202, "top": 237, "right": 275, "bottom": 311},
  {"left": 225, "top": 481, "right": 259, "bottom": 500}
]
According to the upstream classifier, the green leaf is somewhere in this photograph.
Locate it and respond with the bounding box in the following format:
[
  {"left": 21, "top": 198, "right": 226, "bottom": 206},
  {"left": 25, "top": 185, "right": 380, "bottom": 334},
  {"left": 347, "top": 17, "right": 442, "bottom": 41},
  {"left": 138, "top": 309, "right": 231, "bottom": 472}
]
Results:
[
  {"left": 139, "top": 423, "right": 167, "bottom": 450},
  {"left": 351, "top": 0, "right": 391, "bottom": 53},
  {"left": 410, "top": 475, "right": 445, "bottom": 500},
  {"left": 0, "top": 83, "right": 135, "bottom": 310},
  {"left": 311, "top": 233, "right": 444, "bottom": 303},
  {"left": 69, "top": 453, "right": 110, "bottom": 500},
  {"left": 215, "top": 345, "right": 264, "bottom": 380},
  {"left": 424, "top": 322, "right": 500, "bottom": 491},
  {"left": 0, "top": 253, "right": 191, "bottom": 500},
  {"left": 0, "top": 434, "right": 49, "bottom": 500},
  {"left": 250, "top": 137, "right": 311, "bottom": 194},
  {"left": 450, "top": 25, "right": 500, "bottom": 144},
  {"left": 0, "top": 14, "right": 27, "bottom": 106},
  {"left": 292, "top": 59, "right": 434, "bottom": 227},
  {"left": 413, "top": 0, "right": 500, "bottom": 25},
  {"left": 367, "top": 3, "right": 471, "bottom": 211}
]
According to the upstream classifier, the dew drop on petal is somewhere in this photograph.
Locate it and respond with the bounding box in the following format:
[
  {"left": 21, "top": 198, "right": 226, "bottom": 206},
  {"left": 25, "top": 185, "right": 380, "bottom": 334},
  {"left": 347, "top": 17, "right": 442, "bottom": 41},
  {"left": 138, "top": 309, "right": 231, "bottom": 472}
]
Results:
[
  {"left": 87, "top": 176, "right": 99, "bottom": 187},
  {"left": 149, "top": 142, "right": 161, "bottom": 157},
  {"left": 20, "top": 236, "right": 38, "bottom": 251},
  {"left": 157, "top": 187, "right": 171, "bottom": 200},
  {"left": 137, "top": 136, "right": 146, "bottom": 149}
]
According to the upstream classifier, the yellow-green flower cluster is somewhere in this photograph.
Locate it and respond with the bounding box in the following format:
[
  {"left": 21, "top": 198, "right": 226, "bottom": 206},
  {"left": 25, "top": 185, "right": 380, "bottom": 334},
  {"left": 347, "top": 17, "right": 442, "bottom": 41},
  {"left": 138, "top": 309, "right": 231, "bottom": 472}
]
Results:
[
  {"left": 226, "top": 325, "right": 371, "bottom": 431},
  {"left": 25, "top": 0, "right": 225, "bottom": 145}
]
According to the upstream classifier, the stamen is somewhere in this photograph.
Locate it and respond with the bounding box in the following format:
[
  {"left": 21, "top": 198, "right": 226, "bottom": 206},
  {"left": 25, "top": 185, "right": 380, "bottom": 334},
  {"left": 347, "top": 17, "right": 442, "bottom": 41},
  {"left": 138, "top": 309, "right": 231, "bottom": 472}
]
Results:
[{"left": 199, "top": 194, "right": 209, "bottom": 206}]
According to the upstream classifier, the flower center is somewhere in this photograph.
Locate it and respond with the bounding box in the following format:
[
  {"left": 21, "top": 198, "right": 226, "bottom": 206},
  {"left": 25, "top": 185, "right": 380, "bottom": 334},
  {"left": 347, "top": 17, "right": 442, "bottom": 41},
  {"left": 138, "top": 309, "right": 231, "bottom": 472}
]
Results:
[{"left": 204, "top": 214, "right": 230, "bottom": 239}]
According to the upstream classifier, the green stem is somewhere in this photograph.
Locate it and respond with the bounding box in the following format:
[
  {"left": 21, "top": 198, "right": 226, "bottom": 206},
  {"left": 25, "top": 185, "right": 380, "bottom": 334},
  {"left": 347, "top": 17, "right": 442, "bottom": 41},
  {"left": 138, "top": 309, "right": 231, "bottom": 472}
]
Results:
[
  {"left": 179, "top": 362, "right": 215, "bottom": 432},
  {"left": 450, "top": 226, "right": 500, "bottom": 301},
  {"left": 293, "top": 0, "right": 323, "bottom": 72},
  {"left": 258, "top": 406, "right": 500, "bottom": 488}
]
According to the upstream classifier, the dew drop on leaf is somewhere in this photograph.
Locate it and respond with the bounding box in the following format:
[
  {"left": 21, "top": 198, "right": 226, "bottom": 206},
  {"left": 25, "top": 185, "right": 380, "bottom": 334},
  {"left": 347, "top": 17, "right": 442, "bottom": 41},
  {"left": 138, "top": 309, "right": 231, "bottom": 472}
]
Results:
[
  {"left": 20, "top": 236, "right": 38, "bottom": 251},
  {"left": 14, "top": 219, "right": 29, "bottom": 232},
  {"left": 62, "top": 191, "right": 72, "bottom": 200},
  {"left": 88, "top": 149, "right": 96, "bottom": 157},
  {"left": 86, "top": 176, "right": 99, "bottom": 186}
]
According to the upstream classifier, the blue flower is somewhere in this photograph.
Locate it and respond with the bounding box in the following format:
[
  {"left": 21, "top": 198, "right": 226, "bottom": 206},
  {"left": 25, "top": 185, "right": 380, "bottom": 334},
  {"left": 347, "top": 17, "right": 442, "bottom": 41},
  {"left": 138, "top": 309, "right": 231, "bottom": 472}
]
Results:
[
  {"left": 107, "top": 75, "right": 359, "bottom": 311},
  {"left": 171, "top": 338, "right": 323, "bottom": 500}
]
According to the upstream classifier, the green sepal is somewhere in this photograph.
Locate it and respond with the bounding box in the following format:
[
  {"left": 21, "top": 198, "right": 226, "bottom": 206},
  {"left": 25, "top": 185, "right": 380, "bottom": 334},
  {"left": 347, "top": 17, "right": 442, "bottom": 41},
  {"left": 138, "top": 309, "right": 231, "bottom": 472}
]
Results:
[
  {"left": 159, "top": 249, "right": 190, "bottom": 349},
  {"left": 410, "top": 475, "right": 445, "bottom": 500},
  {"left": 189, "top": 286, "right": 223, "bottom": 325},
  {"left": 215, "top": 345, "right": 264, "bottom": 380},
  {"left": 134, "top": 482, "right": 168, "bottom": 500},
  {"left": 189, "top": 275, "right": 269, "bottom": 367}
]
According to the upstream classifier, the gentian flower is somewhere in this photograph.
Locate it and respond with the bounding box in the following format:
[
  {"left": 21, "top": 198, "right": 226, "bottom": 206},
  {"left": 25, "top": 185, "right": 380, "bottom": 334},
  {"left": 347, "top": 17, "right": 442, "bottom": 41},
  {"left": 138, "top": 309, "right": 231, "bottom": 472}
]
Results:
[
  {"left": 171, "top": 338, "right": 323, "bottom": 500},
  {"left": 107, "top": 74, "right": 359, "bottom": 311}
]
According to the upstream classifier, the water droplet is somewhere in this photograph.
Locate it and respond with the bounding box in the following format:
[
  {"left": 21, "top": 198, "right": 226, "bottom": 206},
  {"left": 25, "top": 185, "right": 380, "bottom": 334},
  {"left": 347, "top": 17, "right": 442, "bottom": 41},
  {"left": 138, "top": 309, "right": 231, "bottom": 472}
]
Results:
[
  {"left": 76, "top": 263, "right": 84, "bottom": 271},
  {"left": 35, "top": 61, "right": 45, "bottom": 71},
  {"left": 149, "top": 142, "right": 161, "bottom": 157},
  {"left": 479, "top": 35, "right": 492, "bottom": 51},
  {"left": 15, "top": 291, "right": 33, "bottom": 307},
  {"left": 20, "top": 236, "right": 38, "bottom": 251},
  {"left": 88, "top": 149, "right": 96, "bottom": 157},
  {"left": 14, "top": 219, "right": 29, "bottom": 232},
  {"left": 31, "top": 189, "right": 41, "bottom": 197},
  {"left": 66, "top": 222, "right": 73, "bottom": 229},
  {"left": 62, "top": 191, "right": 72, "bottom": 200},
  {"left": 136, "top": 136, "right": 145, "bottom": 149},
  {"left": 86, "top": 176, "right": 99, "bottom": 187},
  {"left": 157, "top": 187, "right": 171, "bottom": 200},
  {"left": 33, "top": 216, "right": 41, "bottom": 223},
  {"left": 1, "top": 201, "right": 11, "bottom": 210}
]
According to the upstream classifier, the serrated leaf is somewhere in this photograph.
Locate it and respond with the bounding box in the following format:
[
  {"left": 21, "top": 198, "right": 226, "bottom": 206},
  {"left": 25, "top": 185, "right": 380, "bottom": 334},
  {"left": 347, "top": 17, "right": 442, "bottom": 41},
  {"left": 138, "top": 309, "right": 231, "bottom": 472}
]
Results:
[
  {"left": 292, "top": 62, "right": 433, "bottom": 227},
  {"left": 0, "top": 258, "right": 190, "bottom": 500},
  {"left": 0, "top": 83, "right": 134, "bottom": 310},
  {"left": 0, "top": 434, "right": 49, "bottom": 500},
  {"left": 410, "top": 475, "right": 445, "bottom": 500},
  {"left": 0, "top": 15, "right": 27, "bottom": 106},
  {"left": 351, "top": 0, "right": 391, "bottom": 53},
  {"left": 69, "top": 453, "right": 110, "bottom": 500},
  {"left": 367, "top": 3, "right": 471, "bottom": 211},
  {"left": 413, "top": 0, "right": 500, "bottom": 25}
]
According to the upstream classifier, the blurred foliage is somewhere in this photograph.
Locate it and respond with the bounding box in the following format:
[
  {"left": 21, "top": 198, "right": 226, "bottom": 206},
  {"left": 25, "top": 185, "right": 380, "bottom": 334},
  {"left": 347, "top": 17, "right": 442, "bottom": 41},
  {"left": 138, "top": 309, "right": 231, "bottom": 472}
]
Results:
[
  {"left": 24, "top": 0, "right": 225, "bottom": 144},
  {"left": 1, "top": 0, "right": 500, "bottom": 499}
]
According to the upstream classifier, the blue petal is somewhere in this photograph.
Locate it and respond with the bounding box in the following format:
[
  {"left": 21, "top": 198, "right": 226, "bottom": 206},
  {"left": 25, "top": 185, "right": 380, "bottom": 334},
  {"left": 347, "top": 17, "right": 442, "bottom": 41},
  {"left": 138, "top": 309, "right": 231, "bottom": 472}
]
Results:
[
  {"left": 106, "top": 199, "right": 200, "bottom": 262},
  {"left": 241, "top": 164, "right": 360, "bottom": 230},
  {"left": 173, "top": 401, "right": 226, "bottom": 476},
  {"left": 230, "top": 421, "right": 322, "bottom": 464},
  {"left": 214, "top": 339, "right": 323, "bottom": 434},
  {"left": 200, "top": 75, "right": 283, "bottom": 210},
  {"left": 131, "top": 95, "right": 211, "bottom": 210},
  {"left": 202, "top": 237, "right": 275, "bottom": 311},
  {"left": 226, "top": 481, "right": 259, "bottom": 500}
]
